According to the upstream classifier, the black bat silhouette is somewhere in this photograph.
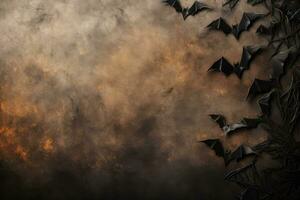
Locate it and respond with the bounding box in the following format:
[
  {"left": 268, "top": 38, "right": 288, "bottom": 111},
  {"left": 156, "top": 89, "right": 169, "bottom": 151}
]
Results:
[
  {"left": 228, "top": 145, "right": 257, "bottom": 162},
  {"left": 247, "top": 79, "right": 276, "bottom": 99},
  {"left": 207, "top": 13, "right": 266, "bottom": 39},
  {"left": 256, "top": 24, "right": 271, "bottom": 35},
  {"left": 201, "top": 140, "right": 256, "bottom": 166},
  {"left": 163, "top": 0, "right": 211, "bottom": 20},
  {"left": 209, "top": 114, "right": 261, "bottom": 136},
  {"left": 200, "top": 139, "right": 231, "bottom": 165},
  {"left": 223, "top": 0, "right": 240, "bottom": 9},
  {"left": 258, "top": 90, "right": 275, "bottom": 116},
  {"left": 208, "top": 46, "right": 262, "bottom": 78}
]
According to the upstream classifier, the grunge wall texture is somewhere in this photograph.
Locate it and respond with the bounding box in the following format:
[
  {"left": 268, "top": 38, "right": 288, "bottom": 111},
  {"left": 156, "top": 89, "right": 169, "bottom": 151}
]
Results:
[{"left": 0, "top": 0, "right": 270, "bottom": 199}]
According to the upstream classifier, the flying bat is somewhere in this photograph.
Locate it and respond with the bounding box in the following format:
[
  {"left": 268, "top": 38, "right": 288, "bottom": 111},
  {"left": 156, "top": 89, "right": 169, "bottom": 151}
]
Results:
[
  {"left": 256, "top": 24, "right": 271, "bottom": 35},
  {"left": 201, "top": 140, "right": 257, "bottom": 166},
  {"left": 208, "top": 46, "right": 262, "bottom": 78},
  {"left": 207, "top": 13, "right": 266, "bottom": 39},
  {"left": 223, "top": 0, "right": 240, "bottom": 9},
  {"left": 200, "top": 139, "right": 231, "bottom": 165},
  {"left": 163, "top": 0, "right": 211, "bottom": 20},
  {"left": 209, "top": 114, "right": 261, "bottom": 136},
  {"left": 258, "top": 90, "right": 275, "bottom": 116},
  {"left": 228, "top": 145, "right": 257, "bottom": 163},
  {"left": 247, "top": 0, "right": 265, "bottom": 6},
  {"left": 247, "top": 79, "right": 276, "bottom": 99}
]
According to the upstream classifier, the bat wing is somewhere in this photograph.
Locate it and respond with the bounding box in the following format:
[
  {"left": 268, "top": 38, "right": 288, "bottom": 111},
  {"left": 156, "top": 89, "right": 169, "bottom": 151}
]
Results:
[
  {"left": 185, "top": 1, "right": 211, "bottom": 19},
  {"left": 256, "top": 24, "right": 271, "bottom": 35},
  {"left": 207, "top": 17, "right": 232, "bottom": 35},
  {"left": 247, "top": 79, "right": 275, "bottom": 99},
  {"left": 223, "top": 0, "right": 240, "bottom": 9},
  {"left": 247, "top": 0, "right": 265, "bottom": 6},
  {"left": 224, "top": 117, "right": 261, "bottom": 135},
  {"left": 240, "top": 46, "right": 262, "bottom": 70},
  {"left": 223, "top": 123, "right": 247, "bottom": 135},
  {"left": 240, "top": 118, "right": 261, "bottom": 128},
  {"left": 200, "top": 139, "right": 230, "bottom": 165},
  {"left": 200, "top": 139, "right": 225, "bottom": 158},
  {"left": 208, "top": 57, "right": 234, "bottom": 76},
  {"left": 271, "top": 52, "right": 292, "bottom": 80},
  {"left": 225, "top": 162, "right": 260, "bottom": 187},
  {"left": 234, "top": 46, "right": 262, "bottom": 78},
  {"left": 163, "top": 0, "right": 183, "bottom": 13},
  {"left": 209, "top": 114, "right": 227, "bottom": 129},
  {"left": 229, "top": 145, "right": 256, "bottom": 162},
  {"left": 258, "top": 90, "right": 275, "bottom": 116},
  {"left": 233, "top": 12, "right": 265, "bottom": 39}
]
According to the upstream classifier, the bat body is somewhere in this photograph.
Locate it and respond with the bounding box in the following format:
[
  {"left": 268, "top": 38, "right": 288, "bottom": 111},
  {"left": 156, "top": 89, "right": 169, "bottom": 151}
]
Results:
[
  {"left": 208, "top": 46, "right": 262, "bottom": 78},
  {"left": 247, "top": 79, "right": 275, "bottom": 99},
  {"left": 207, "top": 13, "right": 266, "bottom": 39},
  {"left": 234, "top": 46, "right": 262, "bottom": 78},
  {"left": 163, "top": 0, "right": 211, "bottom": 20},
  {"left": 209, "top": 114, "right": 261, "bottom": 136}
]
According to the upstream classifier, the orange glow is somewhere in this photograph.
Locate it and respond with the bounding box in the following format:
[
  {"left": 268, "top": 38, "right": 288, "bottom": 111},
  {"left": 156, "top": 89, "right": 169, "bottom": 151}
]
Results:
[
  {"left": 15, "top": 145, "right": 28, "bottom": 161},
  {"left": 42, "top": 138, "right": 54, "bottom": 153}
]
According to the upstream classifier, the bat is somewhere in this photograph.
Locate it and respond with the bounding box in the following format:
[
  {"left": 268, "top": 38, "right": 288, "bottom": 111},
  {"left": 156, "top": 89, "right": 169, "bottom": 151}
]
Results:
[
  {"left": 163, "top": 0, "right": 211, "bottom": 20},
  {"left": 208, "top": 57, "right": 234, "bottom": 76},
  {"left": 258, "top": 90, "right": 275, "bottom": 116},
  {"left": 207, "top": 13, "right": 266, "bottom": 39},
  {"left": 232, "top": 13, "right": 267, "bottom": 39},
  {"left": 207, "top": 17, "right": 232, "bottom": 35},
  {"left": 201, "top": 140, "right": 257, "bottom": 166},
  {"left": 209, "top": 114, "right": 261, "bottom": 136},
  {"left": 223, "top": 0, "right": 240, "bottom": 9},
  {"left": 208, "top": 46, "right": 262, "bottom": 78},
  {"left": 200, "top": 139, "right": 231, "bottom": 165},
  {"left": 228, "top": 145, "right": 257, "bottom": 162},
  {"left": 247, "top": 0, "right": 265, "bottom": 6},
  {"left": 256, "top": 24, "right": 271, "bottom": 35},
  {"left": 247, "top": 79, "right": 276, "bottom": 99}
]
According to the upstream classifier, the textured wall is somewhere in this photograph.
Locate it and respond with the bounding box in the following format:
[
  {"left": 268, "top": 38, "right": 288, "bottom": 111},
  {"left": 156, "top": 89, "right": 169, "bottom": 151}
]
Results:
[{"left": 0, "top": 0, "right": 269, "bottom": 199}]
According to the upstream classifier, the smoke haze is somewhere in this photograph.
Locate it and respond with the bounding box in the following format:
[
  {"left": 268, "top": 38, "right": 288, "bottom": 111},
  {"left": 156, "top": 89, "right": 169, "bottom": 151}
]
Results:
[{"left": 0, "top": 0, "right": 269, "bottom": 199}]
